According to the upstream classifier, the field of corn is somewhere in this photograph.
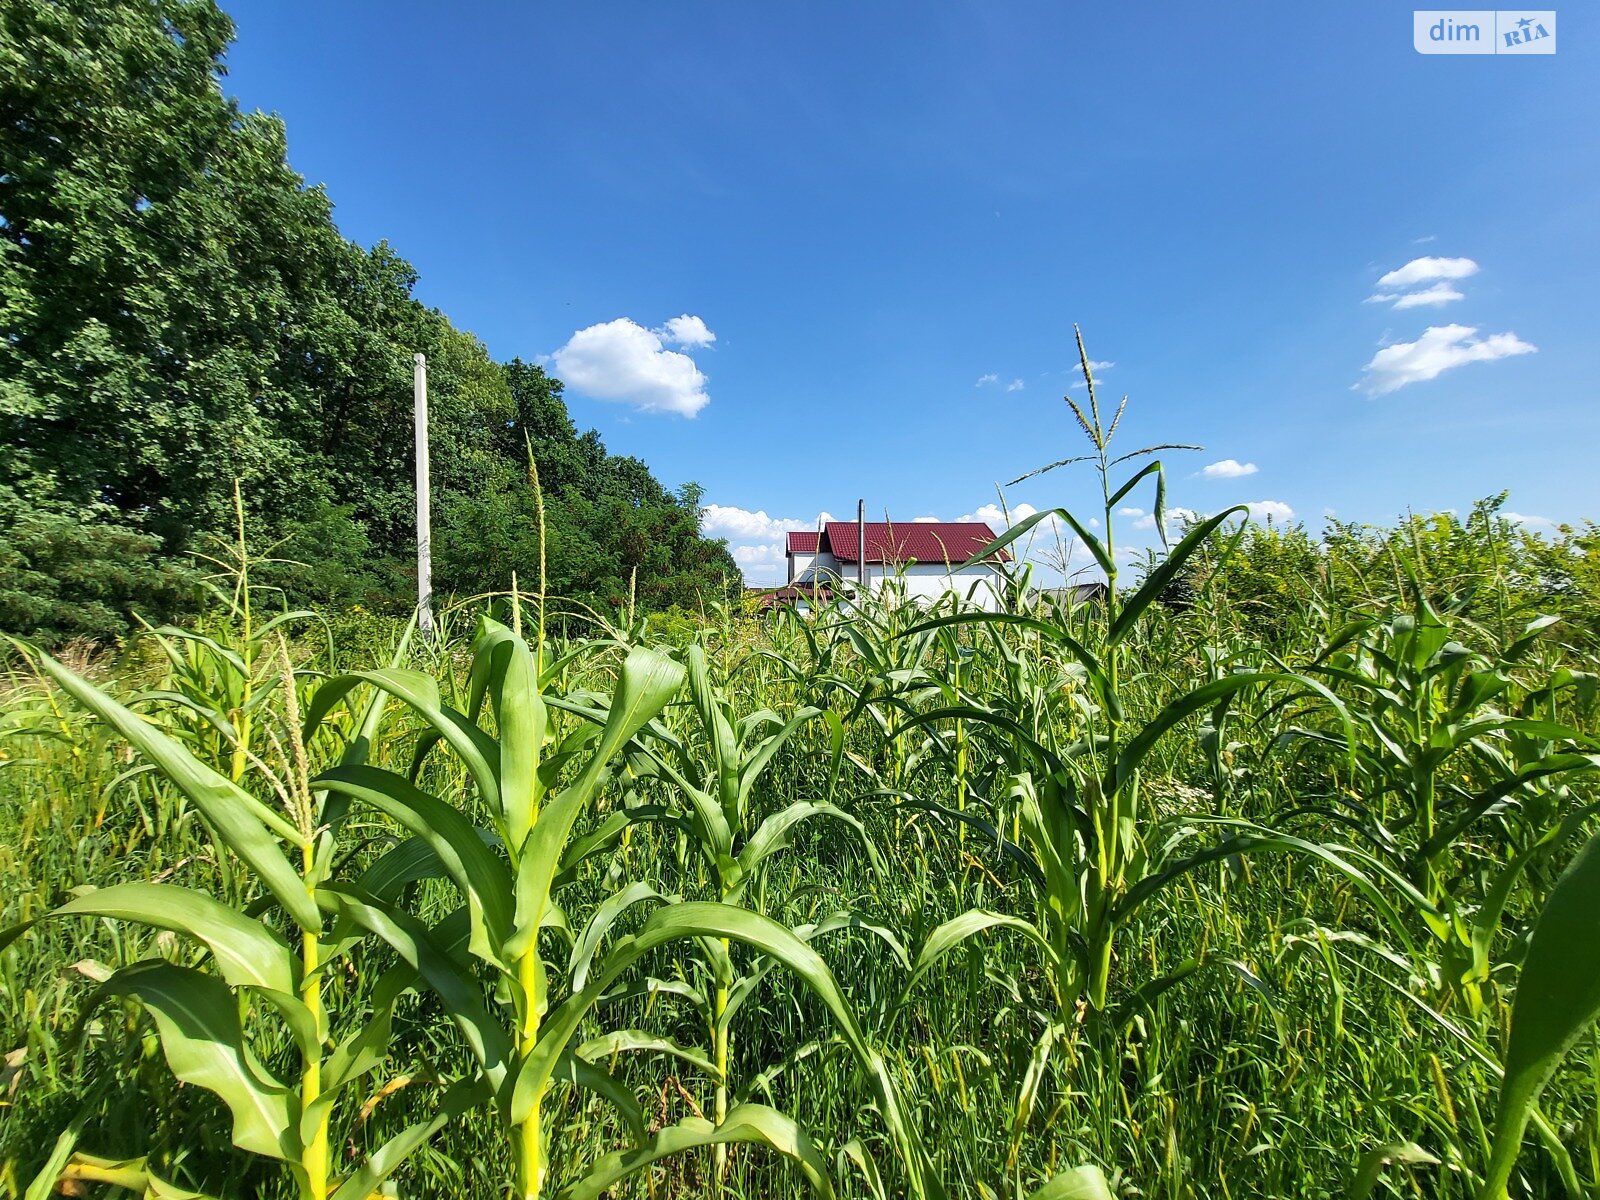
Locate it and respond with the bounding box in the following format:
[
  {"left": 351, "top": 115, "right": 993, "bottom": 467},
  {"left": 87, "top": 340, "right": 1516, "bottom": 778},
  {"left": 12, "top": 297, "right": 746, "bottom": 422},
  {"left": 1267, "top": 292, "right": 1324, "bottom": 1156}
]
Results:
[{"left": 3, "top": 399, "right": 1600, "bottom": 1200}]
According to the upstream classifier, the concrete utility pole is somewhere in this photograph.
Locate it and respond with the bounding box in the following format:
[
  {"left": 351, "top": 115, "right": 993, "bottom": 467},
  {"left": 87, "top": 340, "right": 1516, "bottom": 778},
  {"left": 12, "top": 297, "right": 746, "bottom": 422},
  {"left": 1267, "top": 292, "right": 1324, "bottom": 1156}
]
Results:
[
  {"left": 857, "top": 498, "right": 866, "bottom": 595},
  {"left": 414, "top": 352, "right": 434, "bottom": 641}
]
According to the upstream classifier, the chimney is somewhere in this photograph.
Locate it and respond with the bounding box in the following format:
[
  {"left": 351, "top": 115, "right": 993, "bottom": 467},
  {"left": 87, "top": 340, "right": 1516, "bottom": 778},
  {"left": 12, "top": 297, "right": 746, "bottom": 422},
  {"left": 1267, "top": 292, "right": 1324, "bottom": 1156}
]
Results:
[{"left": 857, "top": 499, "right": 866, "bottom": 594}]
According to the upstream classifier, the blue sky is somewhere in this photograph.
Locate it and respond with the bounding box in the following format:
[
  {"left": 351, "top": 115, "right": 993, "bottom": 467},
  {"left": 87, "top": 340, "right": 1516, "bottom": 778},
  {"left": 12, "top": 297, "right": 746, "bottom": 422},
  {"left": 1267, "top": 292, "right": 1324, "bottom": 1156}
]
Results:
[{"left": 223, "top": 2, "right": 1598, "bottom": 583}]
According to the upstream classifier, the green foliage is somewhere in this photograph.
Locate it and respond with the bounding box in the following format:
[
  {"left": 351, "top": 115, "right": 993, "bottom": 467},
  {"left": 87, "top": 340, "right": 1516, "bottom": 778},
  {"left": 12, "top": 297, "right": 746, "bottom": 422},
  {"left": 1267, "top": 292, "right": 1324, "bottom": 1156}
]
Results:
[
  {"left": 0, "top": 0, "right": 738, "bottom": 644},
  {"left": 6, "top": 11, "right": 1600, "bottom": 1190},
  {"left": 9, "top": 618, "right": 445, "bottom": 1198},
  {"left": 1482, "top": 826, "right": 1600, "bottom": 1198},
  {"left": 3, "top": 499, "right": 1600, "bottom": 1199},
  {"left": 0, "top": 489, "right": 198, "bottom": 648},
  {"left": 1286, "top": 594, "right": 1600, "bottom": 1018},
  {"left": 1177, "top": 493, "right": 1591, "bottom": 651}
]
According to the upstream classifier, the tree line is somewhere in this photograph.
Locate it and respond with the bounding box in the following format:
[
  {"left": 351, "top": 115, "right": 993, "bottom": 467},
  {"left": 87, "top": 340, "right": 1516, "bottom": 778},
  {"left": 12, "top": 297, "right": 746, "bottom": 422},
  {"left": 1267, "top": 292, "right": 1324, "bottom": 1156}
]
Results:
[{"left": 0, "top": 0, "right": 739, "bottom": 646}]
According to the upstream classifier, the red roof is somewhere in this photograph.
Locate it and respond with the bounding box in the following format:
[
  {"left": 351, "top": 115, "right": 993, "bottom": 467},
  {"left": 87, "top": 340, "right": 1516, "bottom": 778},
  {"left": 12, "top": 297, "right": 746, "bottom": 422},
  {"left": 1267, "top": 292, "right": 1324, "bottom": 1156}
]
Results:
[
  {"left": 786, "top": 531, "right": 820, "bottom": 555},
  {"left": 820, "top": 522, "right": 1008, "bottom": 565}
]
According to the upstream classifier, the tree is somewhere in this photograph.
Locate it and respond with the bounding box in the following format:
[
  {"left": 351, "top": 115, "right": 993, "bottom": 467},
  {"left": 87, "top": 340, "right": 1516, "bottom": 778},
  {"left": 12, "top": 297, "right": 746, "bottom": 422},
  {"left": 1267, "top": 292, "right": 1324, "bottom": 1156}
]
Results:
[{"left": 0, "top": 0, "right": 740, "bottom": 640}]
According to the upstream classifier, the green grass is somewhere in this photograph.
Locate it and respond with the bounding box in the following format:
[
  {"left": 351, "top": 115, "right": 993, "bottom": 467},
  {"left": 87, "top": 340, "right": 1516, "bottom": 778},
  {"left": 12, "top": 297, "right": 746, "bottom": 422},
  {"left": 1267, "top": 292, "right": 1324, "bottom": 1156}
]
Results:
[{"left": 2, "top": 508, "right": 1598, "bottom": 1199}]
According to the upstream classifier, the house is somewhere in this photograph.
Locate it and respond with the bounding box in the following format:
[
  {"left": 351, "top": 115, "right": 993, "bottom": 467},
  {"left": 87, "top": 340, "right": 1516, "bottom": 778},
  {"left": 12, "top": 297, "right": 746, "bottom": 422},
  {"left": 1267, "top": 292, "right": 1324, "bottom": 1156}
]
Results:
[
  {"left": 785, "top": 531, "right": 822, "bottom": 583},
  {"left": 775, "top": 519, "right": 1011, "bottom": 612}
]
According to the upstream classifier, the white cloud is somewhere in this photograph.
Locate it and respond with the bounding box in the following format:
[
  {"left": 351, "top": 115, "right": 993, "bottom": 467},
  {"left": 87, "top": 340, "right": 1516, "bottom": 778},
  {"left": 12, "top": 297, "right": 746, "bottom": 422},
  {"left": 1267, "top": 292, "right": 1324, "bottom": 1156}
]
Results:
[
  {"left": 732, "top": 543, "right": 785, "bottom": 575},
  {"left": 1505, "top": 511, "right": 1557, "bottom": 530},
  {"left": 701, "top": 504, "right": 808, "bottom": 542},
  {"left": 1367, "top": 256, "right": 1477, "bottom": 308},
  {"left": 1376, "top": 256, "right": 1479, "bottom": 288},
  {"left": 961, "top": 502, "right": 1034, "bottom": 526},
  {"left": 960, "top": 501, "right": 1070, "bottom": 538},
  {"left": 1200, "top": 459, "right": 1258, "bottom": 479},
  {"left": 1369, "top": 281, "right": 1466, "bottom": 310},
  {"left": 1359, "top": 324, "right": 1537, "bottom": 395},
  {"left": 1393, "top": 283, "right": 1464, "bottom": 308},
  {"left": 957, "top": 503, "right": 1109, "bottom": 582},
  {"left": 1121, "top": 500, "right": 1292, "bottom": 530},
  {"left": 657, "top": 314, "right": 716, "bottom": 348},
  {"left": 959, "top": 505, "right": 995, "bottom": 523},
  {"left": 551, "top": 317, "right": 713, "bottom": 417},
  {"left": 1244, "top": 499, "right": 1294, "bottom": 522},
  {"left": 1133, "top": 506, "right": 1198, "bottom": 531},
  {"left": 912, "top": 515, "right": 941, "bottom": 523},
  {"left": 975, "top": 373, "right": 1031, "bottom": 392},
  {"left": 732, "top": 542, "right": 782, "bottom": 565},
  {"left": 703, "top": 504, "right": 837, "bottom": 585}
]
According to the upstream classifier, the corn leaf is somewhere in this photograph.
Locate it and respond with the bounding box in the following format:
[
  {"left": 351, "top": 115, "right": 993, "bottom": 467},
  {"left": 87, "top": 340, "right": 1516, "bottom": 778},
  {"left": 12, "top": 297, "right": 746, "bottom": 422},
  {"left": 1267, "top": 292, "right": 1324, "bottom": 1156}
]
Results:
[
  {"left": 316, "top": 763, "right": 514, "bottom": 966},
  {"left": 1106, "top": 506, "right": 1247, "bottom": 646},
  {"left": 508, "top": 645, "right": 685, "bottom": 956},
  {"left": 30, "top": 651, "right": 318, "bottom": 931},
  {"left": 327, "top": 1077, "right": 486, "bottom": 1200},
  {"left": 1026, "top": 1165, "right": 1114, "bottom": 1200},
  {"left": 52, "top": 882, "right": 296, "bottom": 993},
  {"left": 904, "top": 909, "right": 1059, "bottom": 1000},
  {"left": 1481, "top": 826, "right": 1600, "bottom": 1198},
  {"left": 555, "top": 1104, "right": 833, "bottom": 1200},
  {"left": 92, "top": 961, "right": 296, "bottom": 1161}
]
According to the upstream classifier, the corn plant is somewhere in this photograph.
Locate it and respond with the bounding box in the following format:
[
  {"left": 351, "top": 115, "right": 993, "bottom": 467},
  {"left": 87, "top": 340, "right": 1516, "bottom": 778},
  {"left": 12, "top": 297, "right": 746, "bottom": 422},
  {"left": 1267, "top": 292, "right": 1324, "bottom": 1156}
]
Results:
[
  {"left": 307, "top": 617, "right": 930, "bottom": 1198},
  {"left": 134, "top": 606, "right": 323, "bottom": 781},
  {"left": 301, "top": 614, "right": 674, "bottom": 1199},
  {"left": 4, "top": 637, "right": 449, "bottom": 1200},
  {"left": 599, "top": 643, "right": 944, "bottom": 1192},
  {"left": 1282, "top": 593, "right": 1600, "bottom": 1013},
  {"left": 891, "top": 337, "right": 1233, "bottom": 1010},
  {"left": 1480, "top": 821, "right": 1600, "bottom": 1198},
  {"left": 613, "top": 636, "right": 1108, "bottom": 1200},
  {"left": 887, "top": 335, "right": 1403, "bottom": 1083},
  {"left": 924, "top": 617, "right": 983, "bottom": 844}
]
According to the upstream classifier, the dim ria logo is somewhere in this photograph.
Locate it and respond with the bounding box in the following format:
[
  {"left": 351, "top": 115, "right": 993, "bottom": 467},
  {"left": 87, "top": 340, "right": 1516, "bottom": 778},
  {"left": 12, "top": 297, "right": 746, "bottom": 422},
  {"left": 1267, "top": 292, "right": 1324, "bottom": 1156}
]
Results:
[{"left": 1414, "top": 10, "right": 1556, "bottom": 54}]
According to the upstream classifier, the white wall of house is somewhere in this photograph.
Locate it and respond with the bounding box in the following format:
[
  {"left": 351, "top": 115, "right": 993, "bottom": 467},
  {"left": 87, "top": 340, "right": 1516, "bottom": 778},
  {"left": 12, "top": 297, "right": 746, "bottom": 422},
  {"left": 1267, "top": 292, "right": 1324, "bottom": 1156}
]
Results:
[
  {"left": 882, "top": 562, "right": 1004, "bottom": 610},
  {"left": 794, "top": 558, "right": 1003, "bottom": 611},
  {"left": 794, "top": 551, "right": 839, "bottom": 584}
]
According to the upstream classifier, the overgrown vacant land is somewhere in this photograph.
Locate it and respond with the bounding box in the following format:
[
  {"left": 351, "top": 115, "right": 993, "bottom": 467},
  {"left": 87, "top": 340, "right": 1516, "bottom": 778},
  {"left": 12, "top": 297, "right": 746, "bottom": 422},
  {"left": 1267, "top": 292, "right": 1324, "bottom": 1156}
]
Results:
[
  {"left": 3, "top": 2, "right": 1593, "bottom": 1196},
  {"left": 4, "top": 455, "right": 1600, "bottom": 1200}
]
